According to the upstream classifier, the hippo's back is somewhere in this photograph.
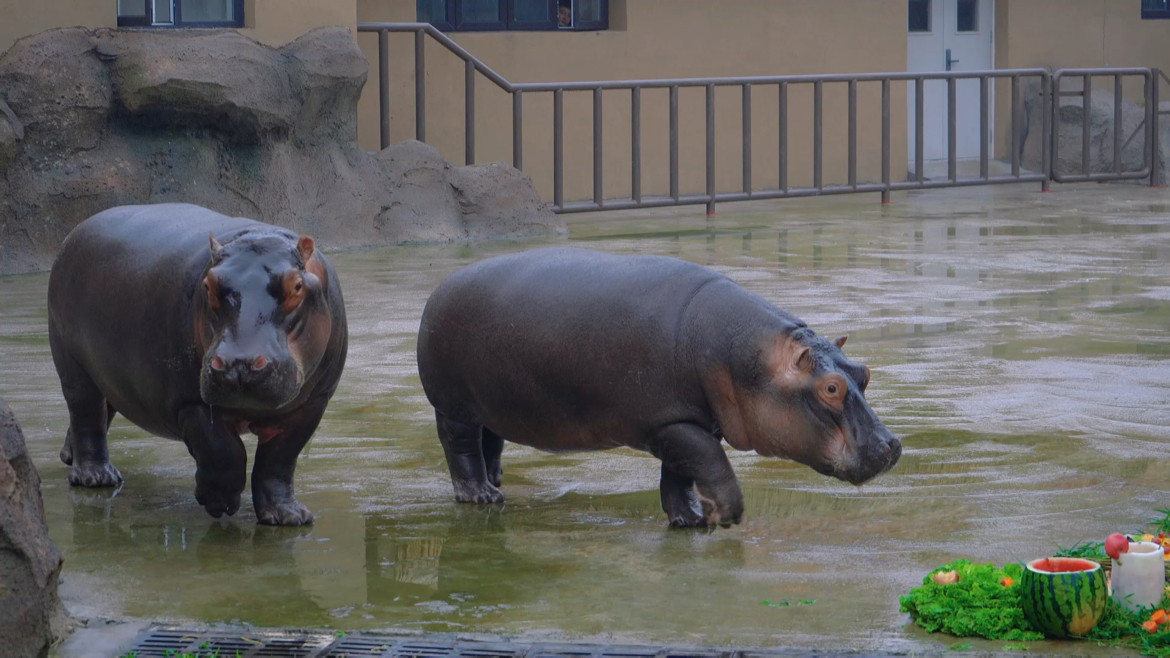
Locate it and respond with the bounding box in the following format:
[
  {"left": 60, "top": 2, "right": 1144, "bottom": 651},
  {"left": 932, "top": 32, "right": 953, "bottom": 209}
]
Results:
[{"left": 416, "top": 247, "right": 725, "bottom": 451}]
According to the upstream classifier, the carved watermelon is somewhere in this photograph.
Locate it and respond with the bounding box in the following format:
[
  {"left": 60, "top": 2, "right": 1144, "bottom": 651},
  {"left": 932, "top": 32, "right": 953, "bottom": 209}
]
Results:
[{"left": 1020, "top": 557, "right": 1108, "bottom": 638}]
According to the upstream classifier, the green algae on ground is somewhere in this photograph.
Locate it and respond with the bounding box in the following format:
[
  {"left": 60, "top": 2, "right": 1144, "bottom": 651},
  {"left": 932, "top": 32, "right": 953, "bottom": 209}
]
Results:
[{"left": 899, "top": 560, "right": 1043, "bottom": 641}]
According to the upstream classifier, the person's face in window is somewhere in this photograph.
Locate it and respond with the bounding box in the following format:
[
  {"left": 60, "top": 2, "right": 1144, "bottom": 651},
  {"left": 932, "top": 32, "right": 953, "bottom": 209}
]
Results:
[{"left": 558, "top": 6, "right": 571, "bottom": 26}]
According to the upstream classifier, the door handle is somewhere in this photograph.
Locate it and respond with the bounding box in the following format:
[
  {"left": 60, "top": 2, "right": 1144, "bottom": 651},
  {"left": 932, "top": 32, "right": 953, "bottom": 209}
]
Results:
[{"left": 946, "top": 48, "right": 960, "bottom": 71}]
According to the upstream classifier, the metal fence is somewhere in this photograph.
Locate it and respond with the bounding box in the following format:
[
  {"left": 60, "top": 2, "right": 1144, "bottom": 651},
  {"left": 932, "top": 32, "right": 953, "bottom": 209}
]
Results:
[{"left": 359, "top": 22, "right": 1165, "bottom": 215}]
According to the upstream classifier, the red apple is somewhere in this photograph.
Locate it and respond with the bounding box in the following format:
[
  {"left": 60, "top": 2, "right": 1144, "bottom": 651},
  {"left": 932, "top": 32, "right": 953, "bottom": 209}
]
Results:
[{"left": 1105, "top": 533, "right": 1130, "bottom": 560}]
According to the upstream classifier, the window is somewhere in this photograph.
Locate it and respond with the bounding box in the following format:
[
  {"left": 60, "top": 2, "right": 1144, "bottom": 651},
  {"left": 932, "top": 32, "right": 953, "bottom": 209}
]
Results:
[
  {"left": 117, "top": 0, "right": 244, "bottom": 27},
  {"left": 1142, "top": 0, "right": 1170, "bottom": 18},
  {"left": 417, "top": 0, "right": 608, "bottom": 31},
  {"left": 956, "top": 0, "right": 978, "bottom": 32},
  {"left": 908, "top": 0, "right": 930, "bottom": 33}
]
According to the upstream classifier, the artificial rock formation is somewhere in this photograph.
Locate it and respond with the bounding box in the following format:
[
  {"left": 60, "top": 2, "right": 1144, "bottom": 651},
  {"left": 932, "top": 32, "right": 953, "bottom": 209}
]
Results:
[
  {"left": 1021, "top": 79, "right": 1168, "bottom": 184},
  {"left": 0, "top": 400, "right": 67, "bottom": 657},
  {"left": 0, "top": 27, "right": 564, "bottom": 275}
]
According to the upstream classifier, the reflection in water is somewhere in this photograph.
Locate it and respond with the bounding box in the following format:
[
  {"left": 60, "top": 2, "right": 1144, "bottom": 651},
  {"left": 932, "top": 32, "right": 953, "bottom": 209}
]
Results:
[{"left": 0, "top": 185, "right": 1168, "bottom": 652}]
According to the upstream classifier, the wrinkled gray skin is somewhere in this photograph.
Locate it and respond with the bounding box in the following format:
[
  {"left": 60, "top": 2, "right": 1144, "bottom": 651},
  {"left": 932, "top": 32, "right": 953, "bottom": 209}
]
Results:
[
  {"left": 48, "top": 204, "right": 347, "bottom": 525},
  {"left": 417, "top": 247, "right": 901, "bottom": 528}
]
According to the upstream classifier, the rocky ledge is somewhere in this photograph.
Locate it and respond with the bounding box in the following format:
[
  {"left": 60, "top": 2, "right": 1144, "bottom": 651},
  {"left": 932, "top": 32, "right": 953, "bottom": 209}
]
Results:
[{"left": 0, "top": 27, "right": 564, "bottom": 275}]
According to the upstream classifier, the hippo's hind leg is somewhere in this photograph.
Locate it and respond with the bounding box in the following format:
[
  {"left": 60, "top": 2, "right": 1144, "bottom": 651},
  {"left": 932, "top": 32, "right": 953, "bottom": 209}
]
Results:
[
  {"left": 60, "top": 403, "right": 116, "bottom": 467},
  {"left": 482, "top": 426, "right": 504, "bottom": 488},
  {"left": 652, "top": 423, "right": 744, "bottom": 529},
  {"left": 51, "top": 337, "right": 123, "bottom": 487},
  {"left": 436, "top": 411, "right": 504, "bottom": 504}
]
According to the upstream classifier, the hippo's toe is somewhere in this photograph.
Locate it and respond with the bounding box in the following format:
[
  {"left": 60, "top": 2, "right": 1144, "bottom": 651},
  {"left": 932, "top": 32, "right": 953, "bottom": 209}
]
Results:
[
  {"left": 453, "top": 481, "right": 505, "bottom": 505},
  {"left": 68, "top": 461, "right": 123, "bottom": 488},
  {"left": 256, "top": 500, "right": 314, "bottom": 526}
]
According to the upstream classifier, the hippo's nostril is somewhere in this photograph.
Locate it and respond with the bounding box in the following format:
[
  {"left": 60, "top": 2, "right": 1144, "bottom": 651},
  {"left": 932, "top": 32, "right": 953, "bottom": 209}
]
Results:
[
  {"left": 211, "top": 356, "right": 224, "bottom": 371},
  {"left": 252, "top": 355, "right": 268, "bottom": 370}
]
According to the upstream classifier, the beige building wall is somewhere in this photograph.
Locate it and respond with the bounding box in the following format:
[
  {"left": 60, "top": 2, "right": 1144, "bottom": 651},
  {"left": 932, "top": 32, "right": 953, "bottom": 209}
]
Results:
[
  {"left": 0, "top": 0, "right": 355, "bottom": 55},
  {"left": 0, "top": 0, "right": 115, "bottom": 54},
  {"left": 357, "top": 0, "right": 910, "bottom": 203},
  {"left": 993, "top": 0, "right": 1170, "bottom": 159}
]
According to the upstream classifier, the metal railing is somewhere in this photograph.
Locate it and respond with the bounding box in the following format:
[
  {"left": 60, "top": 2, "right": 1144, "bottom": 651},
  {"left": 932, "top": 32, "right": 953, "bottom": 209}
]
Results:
[{"left": 359, "top": 23, "right": 1165, "bottom": 214}]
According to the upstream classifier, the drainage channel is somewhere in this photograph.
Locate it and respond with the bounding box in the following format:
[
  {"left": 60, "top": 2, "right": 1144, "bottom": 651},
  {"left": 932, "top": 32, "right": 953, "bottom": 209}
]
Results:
[{"left": 124, "top": 627, "right": 906, "bottom": 658}]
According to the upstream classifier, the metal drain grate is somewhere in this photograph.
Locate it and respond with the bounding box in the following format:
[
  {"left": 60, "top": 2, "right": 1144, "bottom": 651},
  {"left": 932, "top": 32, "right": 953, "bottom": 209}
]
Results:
[{"left": 127, "top": 627, "right": 925, "bottom": 658}]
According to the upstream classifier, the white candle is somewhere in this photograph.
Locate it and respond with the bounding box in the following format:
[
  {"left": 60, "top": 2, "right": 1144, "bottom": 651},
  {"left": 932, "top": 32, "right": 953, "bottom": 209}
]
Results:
[{"left": 1112, "top": 541, "right": 1166, "bottom": 613}]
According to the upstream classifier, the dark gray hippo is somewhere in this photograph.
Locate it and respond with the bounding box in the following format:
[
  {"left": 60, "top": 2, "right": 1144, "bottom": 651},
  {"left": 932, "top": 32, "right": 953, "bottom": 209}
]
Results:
[
  {"left": 416, "top": 247, "right": 900, "bottom": 528},
  {"left": 48, "top": 203, "right": 348, "bottom": 525}
]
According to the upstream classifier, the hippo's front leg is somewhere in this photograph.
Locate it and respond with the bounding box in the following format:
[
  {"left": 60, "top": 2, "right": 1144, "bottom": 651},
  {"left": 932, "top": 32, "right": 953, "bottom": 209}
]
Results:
[
  {"left": 178, "top": 406, "right": 247, "bottom": 518},
  {"left": 248, "top": 399, "right": 327, "bottom": 526},
  {"left": 652, "top": 423, "right": 744, "bottom": 529}
]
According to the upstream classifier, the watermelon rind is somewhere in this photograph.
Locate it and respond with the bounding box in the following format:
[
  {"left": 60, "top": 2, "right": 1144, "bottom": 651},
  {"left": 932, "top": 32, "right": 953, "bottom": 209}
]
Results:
[{"left": 1020, "top": 557, "right": 1107, "bottom": 638}]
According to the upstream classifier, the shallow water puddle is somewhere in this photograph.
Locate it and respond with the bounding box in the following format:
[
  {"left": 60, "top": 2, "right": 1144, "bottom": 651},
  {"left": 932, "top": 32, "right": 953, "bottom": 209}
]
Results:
[{"left": 2, "top": 184, "right": 1169, "bottom": 654}]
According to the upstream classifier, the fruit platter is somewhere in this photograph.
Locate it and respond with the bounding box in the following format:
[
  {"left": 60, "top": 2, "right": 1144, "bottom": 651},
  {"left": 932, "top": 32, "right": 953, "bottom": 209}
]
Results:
[{"left": 900, "top": 511, "right": 1170, "bottom": 655}]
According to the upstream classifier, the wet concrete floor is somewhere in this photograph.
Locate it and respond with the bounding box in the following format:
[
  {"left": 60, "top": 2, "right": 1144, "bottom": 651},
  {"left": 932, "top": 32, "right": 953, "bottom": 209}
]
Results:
[{"left": 1, "top": 183, "right": 1168, "bottom": 655}]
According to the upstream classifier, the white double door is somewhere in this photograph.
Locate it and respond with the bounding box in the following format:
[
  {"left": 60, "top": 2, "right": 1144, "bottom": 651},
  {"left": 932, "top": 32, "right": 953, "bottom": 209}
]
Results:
[{"left": 907, "top": 0, "right": 995, "bottom": 169}]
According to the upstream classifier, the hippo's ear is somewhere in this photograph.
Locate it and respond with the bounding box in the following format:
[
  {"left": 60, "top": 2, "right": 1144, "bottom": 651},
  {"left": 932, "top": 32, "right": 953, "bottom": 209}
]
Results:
[
  {"left": 794, "top": 346, "right": 813, "bottom": 373},
  {"left": 297, "top": 236, "right": 315, "bottom": 265},
  {"left": 208, "top": 233, "right": 223, "bottom": 257},
  {"left": 834, "top": 335, "right": 848, "bottom": 350}
]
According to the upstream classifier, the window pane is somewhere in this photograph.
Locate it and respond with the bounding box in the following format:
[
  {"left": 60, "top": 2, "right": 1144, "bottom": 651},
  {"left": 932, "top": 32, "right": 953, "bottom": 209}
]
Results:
[
  {"left": 117, "top": 0, "right": 146, "bottom": 17},
  {"left": 153, "top": 0, "right": 174, "bottom": 23},
  {"left": 182, "top": 0, "right": 233, "bottom": 21},
  {"left": 558, "top": 0, "right": 571, "bottom": 27},
  {"left": 1142, "top": 0, "right": 1168, "bottom": 10},
  {"left": 417, "top": 0, "right": 448, "bottom": 23},
  {"left": 459, "top": 0, "right": 500, "bottom": 23},
  {"left": 957, "top": 0, "right": 978, "bottom": 32},
  {"left": 514, "top": 0, "right": 551, "bottom": 22},
  {"left": 908, "top": 0, "right": 929, "bottom": 32},
  {"left": 575, "top": 0, "right": 601, "bottom": 23}
]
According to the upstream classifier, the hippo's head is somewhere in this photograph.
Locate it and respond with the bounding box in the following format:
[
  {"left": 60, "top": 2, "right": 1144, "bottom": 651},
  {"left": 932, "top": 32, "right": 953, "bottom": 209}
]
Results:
[
  {"left": 715, "top": 330, "right": 901, "bottom": 485},
  {"left": 197, "top": 232, "right": 333, "bottom": 411}
]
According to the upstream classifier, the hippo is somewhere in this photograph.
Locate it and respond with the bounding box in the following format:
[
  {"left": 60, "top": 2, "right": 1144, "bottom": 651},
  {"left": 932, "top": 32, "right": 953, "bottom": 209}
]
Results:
[
  {"left": 48, "top": 203, "right": 347, "bottom": 525},
  {"left": 416, "top": 247, "right": 900, "bottom": 528}
]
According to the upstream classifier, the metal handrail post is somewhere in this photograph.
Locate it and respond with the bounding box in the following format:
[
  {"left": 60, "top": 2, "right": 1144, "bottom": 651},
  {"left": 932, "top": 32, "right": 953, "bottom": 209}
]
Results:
[
  {"left": 881, "top": 79, "right": 890, "bottom": 203},
  {"left": 594, "top": 88, "right": 603, "bottom": 207},
  {"left": 1153, "top": 68, "right": 1163, "bottom": 186},
  {"left": 415, "top": 29, "right": 426, "bottom": 142},
  {"left": 1082, "top": 74, "right": 1092, "bottom": 177},
  {"left": 778, "top": 82, "right": 788, "bottom": 193},
  {"left": 813, "top": 80, "right": 823, "bottom": 190},
  {"left": 948, "top": 77, "right": 957, "bottom": 182},
  {"left": 631, "top": 87, "right": 641, "bottom": 204},
  {"left": 669, "top": 86, "right": 679, "bottom": 201},
  {"left": 847, "top": 79, "right": 857, "bottom": 189},
  {"left": 1010, "top": 74, "right": 1019, "bottom": 178},
  {"left": 742, "top": 84, "right": 752, "bottom": 196},
  {"left": 915, "top": 78, "right": 924, "bottom": 182},
  {"left": 1113, "top": 74, "right": 1123, "bottom": 174},
  {"left": 512, "top": 90, "right": 522, "bottom": 170},
  {"left": 553, "top": 89, "right": 563, "bottom": 209},
  {"left": 1041, "top": 74, "right": 1051, "bottom": 192},
  {"left": 979, "top": 75, "right": 989, "bottom": 180},
  {"left": 706, "top": 83, "right": 715, "bottom": 213},
  {"left": 464, "top": 60, "right": 475, "bottom": 165},
  {"left": 378, "top": 30, "right": 389, "bottom": 150}
]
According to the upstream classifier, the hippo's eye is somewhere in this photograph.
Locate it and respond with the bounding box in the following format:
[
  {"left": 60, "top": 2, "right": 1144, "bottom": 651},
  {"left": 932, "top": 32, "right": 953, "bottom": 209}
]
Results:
[
  {"left": 295, "top": 282, "right": 303, "bottom": 293},
  {"left": 827, "top": 384, "right": 838, "bottom": 394}
]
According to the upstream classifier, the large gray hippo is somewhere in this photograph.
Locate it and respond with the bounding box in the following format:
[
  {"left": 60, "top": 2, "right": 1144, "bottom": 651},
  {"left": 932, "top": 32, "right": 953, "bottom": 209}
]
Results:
[
  {"left": 48, "top": 204, "right": 348, "bottom": 525},
  {"left": 416, "top": 247, "right": 900, "bottom": 528}
]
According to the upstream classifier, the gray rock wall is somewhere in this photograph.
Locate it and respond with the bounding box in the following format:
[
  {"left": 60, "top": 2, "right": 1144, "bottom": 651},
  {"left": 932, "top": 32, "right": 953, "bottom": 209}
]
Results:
[
  {"left": 0, "top": 400, "right": 69, "bottom": 657},
  {"left": 0, "top": 27, "right": 565, "bottom": 276}
]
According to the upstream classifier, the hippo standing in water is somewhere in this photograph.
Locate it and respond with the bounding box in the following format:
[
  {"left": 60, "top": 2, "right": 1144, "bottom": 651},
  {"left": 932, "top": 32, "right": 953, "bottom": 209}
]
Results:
[
  {"left": 48, "top": 204, "right": 347, "bottom": 525},
  {"left": 417, "top": 247, "right": 900, "bottom": 528}
]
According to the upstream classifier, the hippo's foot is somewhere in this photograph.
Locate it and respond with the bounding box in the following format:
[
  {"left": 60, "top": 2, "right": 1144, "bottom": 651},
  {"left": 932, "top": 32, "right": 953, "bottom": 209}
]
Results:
[
  {"left": 663, "top": 488, "right": 706, "bottom": 528},
  {"left": 453, "top": 480, "right": 505, "bottom": 505},
  {"left": 695, "top": 483, "right": 743, "bottom": 529},
  {"left": 252, "top": 480, "right": 313, "bottom": 526},
  {"left": 195, "top": 486, "right": 241, "bottom": 519},
  {"left": 256, "top": 499, "right": 313, "bottom": 526},
  {"left": 69, "top": 461, "right": 123, "bottom": 488},
  {"left": 60, "top": 431, "right": 74, "bottom": 466}
]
